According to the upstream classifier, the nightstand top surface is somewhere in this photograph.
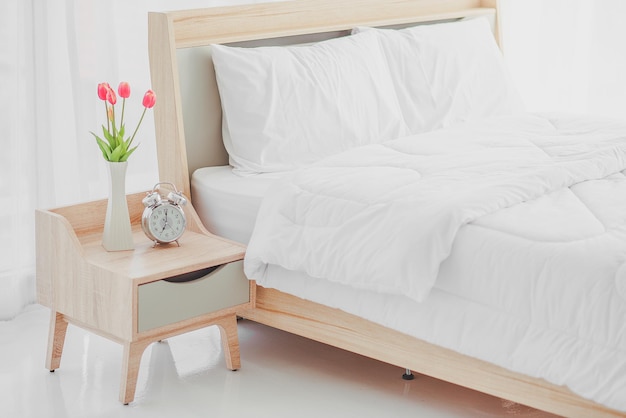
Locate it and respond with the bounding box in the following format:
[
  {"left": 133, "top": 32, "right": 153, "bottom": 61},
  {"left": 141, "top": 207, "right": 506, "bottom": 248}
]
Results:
[{"left": 80, "top": 228, "right": 245, "bottom": 284}]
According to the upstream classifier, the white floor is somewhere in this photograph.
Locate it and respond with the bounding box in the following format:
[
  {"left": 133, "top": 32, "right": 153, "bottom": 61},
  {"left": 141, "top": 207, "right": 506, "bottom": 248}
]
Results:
[{"left": 1, "top": 304, "right": 557, "bottom": 418}]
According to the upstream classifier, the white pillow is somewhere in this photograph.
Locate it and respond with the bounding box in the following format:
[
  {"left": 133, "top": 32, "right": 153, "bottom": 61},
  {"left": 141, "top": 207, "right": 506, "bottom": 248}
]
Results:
[
  {"left": 212, "top": 30, "right": 410, "bottom": 175},
  {"left": 355, "top": 18, "right": 525, "bottom": 134}
]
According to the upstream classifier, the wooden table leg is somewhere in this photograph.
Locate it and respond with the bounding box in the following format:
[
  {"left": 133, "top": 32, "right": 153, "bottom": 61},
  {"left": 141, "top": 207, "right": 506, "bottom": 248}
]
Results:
[
  {"left": 46, "top": 311, "right": 68, "bottom": 371},
  {"left": 119, "top": 340, "right": 151, "bottom": 404},
  {"left": 216, "top": 315, "right": 241, "bottom": 371}
]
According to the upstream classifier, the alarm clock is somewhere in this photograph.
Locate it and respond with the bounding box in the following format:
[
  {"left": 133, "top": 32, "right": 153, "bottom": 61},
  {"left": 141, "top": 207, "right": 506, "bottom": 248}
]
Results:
[{"left": 141, "top": 182, "right": 187, "bottom": 246}]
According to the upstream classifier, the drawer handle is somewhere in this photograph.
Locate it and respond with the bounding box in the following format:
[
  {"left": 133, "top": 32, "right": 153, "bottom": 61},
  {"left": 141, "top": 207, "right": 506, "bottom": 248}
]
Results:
[{"left": 163, "top": 265, "right": 223, "bottom": 283}]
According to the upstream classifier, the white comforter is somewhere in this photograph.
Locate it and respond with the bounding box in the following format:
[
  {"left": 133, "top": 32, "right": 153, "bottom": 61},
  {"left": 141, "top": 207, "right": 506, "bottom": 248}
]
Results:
[
  {"left": 245, "top": 113, "right": 626, "bottom": 302},
  {"left": 244, "top": 113, "right": 626, "bottom": 411}
]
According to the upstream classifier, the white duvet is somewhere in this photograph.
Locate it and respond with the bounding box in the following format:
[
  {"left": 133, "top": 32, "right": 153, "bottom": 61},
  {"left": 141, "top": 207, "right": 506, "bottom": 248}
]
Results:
[
  {"left": 244, "top": 113, "right": 626, "bottom": 411},
  {"left": 246, "top": 114, "right": 626, "bottom": 302}
]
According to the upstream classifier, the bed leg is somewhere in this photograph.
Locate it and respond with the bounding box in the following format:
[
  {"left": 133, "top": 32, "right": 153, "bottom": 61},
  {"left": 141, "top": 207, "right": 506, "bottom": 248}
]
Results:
[{"left": 402, "top": 368, "right": 415, "bottom": 380}]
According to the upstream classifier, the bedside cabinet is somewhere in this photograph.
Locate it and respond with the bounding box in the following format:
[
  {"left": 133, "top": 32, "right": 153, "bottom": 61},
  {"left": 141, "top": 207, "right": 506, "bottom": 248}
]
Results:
[{"left": 35, "top": 192, "right": 253, "bottom": 404}]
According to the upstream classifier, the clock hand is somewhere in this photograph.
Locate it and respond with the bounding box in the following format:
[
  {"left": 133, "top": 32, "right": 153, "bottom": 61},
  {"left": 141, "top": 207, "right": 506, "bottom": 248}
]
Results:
[{"left": 161, "top": 208, "right": 168, "bottom": 232}]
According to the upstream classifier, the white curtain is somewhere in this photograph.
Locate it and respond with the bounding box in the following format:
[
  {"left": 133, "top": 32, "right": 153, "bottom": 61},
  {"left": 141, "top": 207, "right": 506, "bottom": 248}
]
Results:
[
  {"left": 500, "top": 0, "right": 626, "bottom": 118},
  {"left": 0, "top": 0, "right": 281, "bottom": 320},
  {"left": 1, "top": 1, "right": 38, "bottom": 319},
  {"left": 2, "top": 0, "right": 625, "bottom": 320}
]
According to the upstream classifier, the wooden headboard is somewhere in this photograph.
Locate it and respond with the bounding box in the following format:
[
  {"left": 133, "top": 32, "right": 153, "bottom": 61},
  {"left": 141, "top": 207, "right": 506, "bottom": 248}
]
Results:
[{"left": 147, "top": 0, "right": 500, "bottom": 199}]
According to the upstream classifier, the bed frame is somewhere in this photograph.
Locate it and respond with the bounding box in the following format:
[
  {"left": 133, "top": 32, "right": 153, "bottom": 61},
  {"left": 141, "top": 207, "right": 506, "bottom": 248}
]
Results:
[{"left": 147, "top": 1, "right": 624, "bottom": 417}]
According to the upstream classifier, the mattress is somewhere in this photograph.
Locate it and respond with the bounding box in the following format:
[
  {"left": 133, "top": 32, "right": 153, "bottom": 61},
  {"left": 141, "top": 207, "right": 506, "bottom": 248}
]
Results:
[
  {"left": 191, "top": 114, "right": 626, "bottom": 411},
  {"left": 191, "top": 167, "right": 281, "bottom": 244}
]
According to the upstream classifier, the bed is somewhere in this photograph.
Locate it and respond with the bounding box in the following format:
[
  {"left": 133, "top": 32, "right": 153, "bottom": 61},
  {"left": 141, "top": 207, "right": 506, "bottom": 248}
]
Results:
[{"left": 147, "top": 1, "right": 626, "bottom": 417}]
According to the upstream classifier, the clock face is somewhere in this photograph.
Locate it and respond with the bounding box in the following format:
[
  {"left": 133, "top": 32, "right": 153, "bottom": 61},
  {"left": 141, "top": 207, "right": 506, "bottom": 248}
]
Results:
[{"left": 147, "top": 203, "right": 186, "bottom": 243}]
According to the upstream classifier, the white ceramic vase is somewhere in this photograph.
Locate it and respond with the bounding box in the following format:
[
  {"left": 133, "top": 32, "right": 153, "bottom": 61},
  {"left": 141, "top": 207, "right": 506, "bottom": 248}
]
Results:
[{"left": 102, "top": 161, "right": 134, "bottom": 251}]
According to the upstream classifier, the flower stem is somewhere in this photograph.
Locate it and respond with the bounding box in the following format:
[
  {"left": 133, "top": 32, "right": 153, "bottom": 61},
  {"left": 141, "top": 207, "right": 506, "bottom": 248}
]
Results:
[
  {"left": 120, "top": 98, "right": 126, "bottom": 128},
  {"left": 111, "top": 105, "right": 117, "bottom": 140},
  {"left": 104, "top": 102, "right": 110, "bottom": 133},
  {"left": 129, "top": 107, "right": 147, "bottom": 146}
]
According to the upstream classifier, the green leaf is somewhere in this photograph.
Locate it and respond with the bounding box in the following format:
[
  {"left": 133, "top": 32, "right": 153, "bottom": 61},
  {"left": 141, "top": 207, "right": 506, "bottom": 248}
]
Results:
[
  {"left": 110, "top": 143, "right": 124, "bottom": 162},
  {"left": 119, "top": 142, "right": 128, "bottom": 160},
  {"left": 120, "top": 144, "right": 139, "bottom": 162},
  {"left": 93, "top": 124, "right": 140, "bottom": 162},
  {"left": 102, "top": 126, "right": 116, "bottom": 149},
  {"left": 91, "top": 132, "right": 111, "bottom": 160}
]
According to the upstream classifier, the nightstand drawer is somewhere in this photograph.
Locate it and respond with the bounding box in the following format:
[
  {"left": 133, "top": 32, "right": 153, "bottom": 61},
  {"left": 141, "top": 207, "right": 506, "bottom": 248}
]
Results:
[{"left": 137, "top": 260, "right": 248, "bottom": 332}]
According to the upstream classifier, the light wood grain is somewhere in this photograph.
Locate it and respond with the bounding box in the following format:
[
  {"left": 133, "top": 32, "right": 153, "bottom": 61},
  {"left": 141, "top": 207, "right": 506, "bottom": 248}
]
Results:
[
  {"left": 162, "top": 0, "right": 498, "bottom": 47},
  {"left": 45, "top": 312, "right": 68, "bottom": 371},
  {"left": 36, "top": 206, "right": 134, "bottom": 339},
  {"left": 36, "top": 195, "right": 250, "bottom": 403},
  {"left": 148, "top": 0, "right": 626, "bottom": 416},
  {"left": 216, "top": 316, "right": 241, "bottom": 371},
  {"left": 245, "top": 287, "right": 624, "bottom": 418},
  {"left": 148, "top": 13, "right": 190, "bottom": 197},
  {"left": 120, "top": 339, "right": 152, "bottom": 404}
]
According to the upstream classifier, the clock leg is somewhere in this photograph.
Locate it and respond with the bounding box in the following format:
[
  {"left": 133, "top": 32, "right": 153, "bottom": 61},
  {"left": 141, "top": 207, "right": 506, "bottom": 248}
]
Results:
[
  {"left": 119, "top": 339, "right": 151, "bottom": 404},
  {"left": 46, "top": 311, "right": 68, "bottom": 371},
  {"left": 216, "top": 315, "right": 241, "bottom": 371}
]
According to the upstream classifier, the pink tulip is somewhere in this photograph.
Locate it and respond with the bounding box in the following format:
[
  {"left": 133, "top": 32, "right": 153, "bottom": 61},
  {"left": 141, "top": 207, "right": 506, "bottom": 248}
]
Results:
[
  {"left": 106, "top": 88, "right": 117, "bottom": 105},
  {"left": 92, "top": 81, "right": 156, "bottom": 162},
  {"left": 118, "top": 82, "right": 130, "bottom": 99},
  {"left": 97, "top": 83, "right": 110, "bottom": 101},
  {"left": 142, "top": 90, "right": 156, "bottom": 108}
]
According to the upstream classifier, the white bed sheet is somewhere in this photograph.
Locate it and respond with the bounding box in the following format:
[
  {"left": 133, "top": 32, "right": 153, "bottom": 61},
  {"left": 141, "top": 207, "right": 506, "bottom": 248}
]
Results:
[
  {"left": 191, "top": 116, "right": 626, "bottom": 411},
  {"left": 191, "top": 167, "right": 279, "bottom": 244}
]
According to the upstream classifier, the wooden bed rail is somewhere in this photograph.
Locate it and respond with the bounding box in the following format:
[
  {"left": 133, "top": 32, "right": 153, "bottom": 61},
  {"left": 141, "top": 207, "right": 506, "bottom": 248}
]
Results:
[{"left": 159, "top": 0, "right": 499, "bottom": 48}]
